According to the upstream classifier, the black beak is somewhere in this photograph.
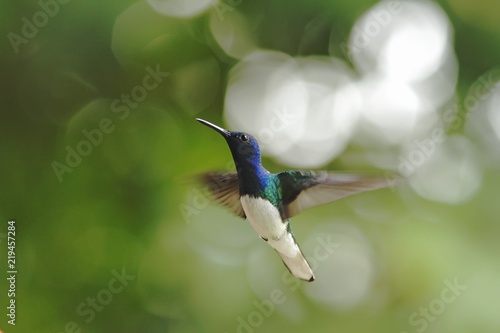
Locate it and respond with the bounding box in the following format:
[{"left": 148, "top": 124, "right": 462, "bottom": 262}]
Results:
[{"left": 196, "top": 118, "right": 231, "bottom": 137}]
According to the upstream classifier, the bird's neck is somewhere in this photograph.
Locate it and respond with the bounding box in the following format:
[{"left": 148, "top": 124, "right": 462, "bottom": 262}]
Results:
[{"left": 235, "top": 159, "right": 271, "bottom": 197}]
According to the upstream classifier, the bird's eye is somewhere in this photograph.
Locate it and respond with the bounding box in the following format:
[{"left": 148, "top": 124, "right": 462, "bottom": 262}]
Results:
[{"left": 240, "top": 134, "right": 249, "bottom": 142}]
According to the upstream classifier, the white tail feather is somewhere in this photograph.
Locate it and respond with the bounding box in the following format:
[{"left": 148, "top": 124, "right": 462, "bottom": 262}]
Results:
[{"left": 276, "top": 249, "right": 314, "bottom": 282}]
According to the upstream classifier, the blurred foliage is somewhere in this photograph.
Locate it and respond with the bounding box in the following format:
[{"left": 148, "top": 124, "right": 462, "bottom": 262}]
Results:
[{"left": 1, "top": 0, "right": 500, "bottom": 333}]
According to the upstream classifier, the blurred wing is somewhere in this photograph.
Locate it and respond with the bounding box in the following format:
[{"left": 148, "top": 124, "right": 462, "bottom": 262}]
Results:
[
  {"left": 200, "top": 173, "right": 245, "bottom": 218},
  {"left": 278, "top": 171, "right": 391, "bottom": 219}
]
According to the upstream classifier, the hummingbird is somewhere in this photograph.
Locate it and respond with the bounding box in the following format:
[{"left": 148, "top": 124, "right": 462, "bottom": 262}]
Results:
[{"left": 196, "top": 118, "right": 390, "bottom": 282}]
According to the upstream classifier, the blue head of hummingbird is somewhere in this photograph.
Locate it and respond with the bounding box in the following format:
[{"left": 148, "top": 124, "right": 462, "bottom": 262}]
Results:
[{"left": 196, "top": 118, "right": 391, "bottom": 282}]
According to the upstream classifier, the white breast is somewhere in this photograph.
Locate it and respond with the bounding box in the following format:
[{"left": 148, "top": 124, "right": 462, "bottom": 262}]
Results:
[
  {"left": 240, "top": 195, "right": 286, "bottom": 241},
  {"left": 240, "top": 195, "right": 300, "bottom": 258}
]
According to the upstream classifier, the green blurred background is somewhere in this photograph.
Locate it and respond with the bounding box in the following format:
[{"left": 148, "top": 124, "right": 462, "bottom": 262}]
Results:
[{"left": 1, "top": 0, "right": 500, "bottom": 332}]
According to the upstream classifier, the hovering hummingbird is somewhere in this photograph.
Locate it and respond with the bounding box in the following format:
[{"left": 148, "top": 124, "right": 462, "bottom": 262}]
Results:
[{"left": 196, "top": 118, "right": 390, "bottom": 282}]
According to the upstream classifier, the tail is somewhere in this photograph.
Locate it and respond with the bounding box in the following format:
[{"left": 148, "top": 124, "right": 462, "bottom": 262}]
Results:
[
  {"left": 265, "top": 223, "right": 315, "bottom": 282},
  {"left": 276, "top": 247, "right": 315, "bottom": 282}
]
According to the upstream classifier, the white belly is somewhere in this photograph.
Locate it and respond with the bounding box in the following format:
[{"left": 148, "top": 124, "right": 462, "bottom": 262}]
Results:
[
  {"left": 240, "top": 195, "right": 285, "bottom": 239},
  {"left": 240, "top": 195, "right": 299, "bottom": 257}
]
